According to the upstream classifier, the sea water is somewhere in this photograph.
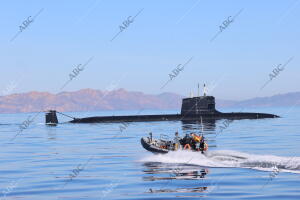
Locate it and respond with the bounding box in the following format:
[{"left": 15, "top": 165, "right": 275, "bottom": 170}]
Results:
[{"left": 0, "top": 107, "right": 299, "bottom": 199}]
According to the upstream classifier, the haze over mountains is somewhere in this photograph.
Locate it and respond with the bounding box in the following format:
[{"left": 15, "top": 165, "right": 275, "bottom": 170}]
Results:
[{"left": 0, "top": 88, "right": 299, "bottom": 113}]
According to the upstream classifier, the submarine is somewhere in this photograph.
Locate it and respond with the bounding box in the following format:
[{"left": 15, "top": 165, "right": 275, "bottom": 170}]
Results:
[{"left": 45, "top": 87, "right": 279, "bottom": 124}]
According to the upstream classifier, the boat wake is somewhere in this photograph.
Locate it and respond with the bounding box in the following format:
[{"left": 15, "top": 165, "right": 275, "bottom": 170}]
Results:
[{"left": 140, "top": 150, "right": 300, "bottom": 174}]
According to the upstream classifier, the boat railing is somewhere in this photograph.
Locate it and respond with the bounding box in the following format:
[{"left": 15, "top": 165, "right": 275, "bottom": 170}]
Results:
[{"left": 160, "top": 134, "right": 170, "bottom": 141}]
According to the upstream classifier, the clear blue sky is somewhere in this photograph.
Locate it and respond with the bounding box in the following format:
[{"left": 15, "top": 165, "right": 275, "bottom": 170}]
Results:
[{"left": 0, "top": 0, "right": 299, "bottom": 100}]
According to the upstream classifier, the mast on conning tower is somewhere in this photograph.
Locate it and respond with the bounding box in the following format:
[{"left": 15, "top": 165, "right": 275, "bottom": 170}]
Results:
[{"left": 203, "top": 83, "right": 207, "bottom": 96}]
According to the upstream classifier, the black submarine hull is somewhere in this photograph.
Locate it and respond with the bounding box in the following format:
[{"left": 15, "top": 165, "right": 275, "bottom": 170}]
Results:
[
  {"left": 69, "top": 112, "right": 278, "bottom": 123},
  {"left": 46, "top": 95, "right": 279, "bottom": 124}
]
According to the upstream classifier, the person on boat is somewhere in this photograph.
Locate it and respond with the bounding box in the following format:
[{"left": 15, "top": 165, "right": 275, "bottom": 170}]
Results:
[
  {"left": 190, "top": 133, "right": 202, "bottom": 150},
  {"left": 199, "top": 135, "right": 208, "bottom": 153},
  {"left": 182, "top": 134, "right": 192, "bottom": 150},
  {"left": 173, "top": 131, "right": 181, "bottom": 150},
  {"left": 191, "top": 133, "right": 201, "bottom": 143}
]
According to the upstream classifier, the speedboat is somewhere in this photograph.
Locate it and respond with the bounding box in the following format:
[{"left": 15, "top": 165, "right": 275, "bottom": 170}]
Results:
[{"left": 141, "top": 133, "right": 208, "bottom": 154}]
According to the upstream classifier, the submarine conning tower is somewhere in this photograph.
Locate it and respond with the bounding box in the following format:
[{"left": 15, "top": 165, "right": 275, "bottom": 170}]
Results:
[{"left": 181, "top": 96, "right": 217, "bottom": 115}]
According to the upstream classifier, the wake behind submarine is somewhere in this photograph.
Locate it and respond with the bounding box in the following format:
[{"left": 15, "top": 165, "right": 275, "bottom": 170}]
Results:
[{"left": 45, "top": 88, "right": 279, "bottom": 124}]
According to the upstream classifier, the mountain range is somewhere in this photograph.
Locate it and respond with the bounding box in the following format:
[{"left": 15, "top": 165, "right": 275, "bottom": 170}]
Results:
[{"left": 0, "top": 88, "right": 299, "bottom": 113}]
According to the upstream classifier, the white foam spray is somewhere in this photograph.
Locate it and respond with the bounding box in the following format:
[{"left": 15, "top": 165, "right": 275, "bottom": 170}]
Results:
[{"left": 140, "top": 150, "right": 300, "bottom": 174}]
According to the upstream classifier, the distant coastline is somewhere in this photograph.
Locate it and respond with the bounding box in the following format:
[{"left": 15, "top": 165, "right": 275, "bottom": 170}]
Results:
[{"left": 0, "top": 88, "right": 299, "bottom": 114}]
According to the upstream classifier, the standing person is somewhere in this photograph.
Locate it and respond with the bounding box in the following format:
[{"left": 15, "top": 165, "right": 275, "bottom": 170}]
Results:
[
  {"left": 199, "top": 135, "right": 208, "bottom": 153},
  {"left": 173, "top": 131, "right": 181, "bottom": 150}
]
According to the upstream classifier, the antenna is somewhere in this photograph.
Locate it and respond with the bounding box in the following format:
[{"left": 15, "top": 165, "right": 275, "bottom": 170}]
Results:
[
  {"left": 198, "top": 83, "right": 200, "bottom": 97},
  {"left": 203, "top": 83, "right": 206, "bottom": 96},
  {"left": 201, "top": 116, "right": 204, "bottom": 133}
]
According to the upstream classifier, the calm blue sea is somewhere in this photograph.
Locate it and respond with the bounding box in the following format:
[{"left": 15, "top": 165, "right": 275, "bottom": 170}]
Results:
[{"left": 0, "top": 107, "right": 299, "bottom": 200}]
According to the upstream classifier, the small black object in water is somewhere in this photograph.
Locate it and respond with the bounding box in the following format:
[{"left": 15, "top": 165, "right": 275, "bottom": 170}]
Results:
[{"left": 45, "top": 110, "right": 58, "bottom": 125}]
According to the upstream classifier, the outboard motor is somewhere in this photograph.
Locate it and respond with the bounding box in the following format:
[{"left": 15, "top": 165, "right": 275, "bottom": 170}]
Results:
[{"left": 45, "top": 110, "right": 58, "bottom": 125}]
